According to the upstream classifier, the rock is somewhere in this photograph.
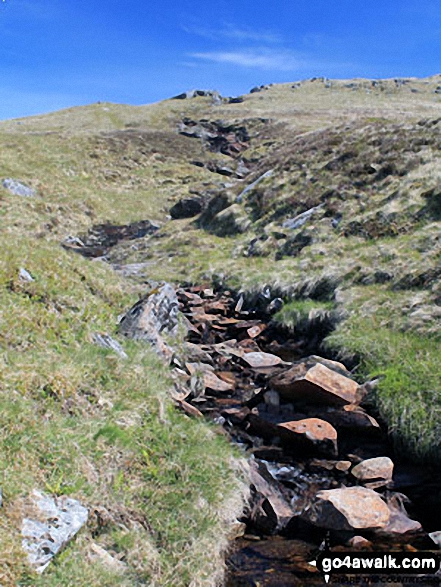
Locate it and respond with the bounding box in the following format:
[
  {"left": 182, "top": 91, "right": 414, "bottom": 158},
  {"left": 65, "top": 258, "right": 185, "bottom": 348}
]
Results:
[
  {"left": 282, "top": 205, "right": 323, "bottom": 230},
  {"left": 18, "top": 267, "right": 34, "bottom": 282},
  {"left": 92, "top": 333, "right": 128, "bottom": 359},
  {"left": 169, "top": 197, "right": 203, "bottom": 219},
  {"left": 305, "top": 487, "right": 390, "bottom": 531},
  {"left": 241, "top": 351, "right": 283, "bottom": 369},
  {"left": 2, "top": 178, "right": 36, "bottom": 197},
  {"left": 221, "top": 406, "right": 251, "bottom": 425},
  {"left": 203, "top": 370, "right": 234, "bottom": 392},
  {"left": 313, "top": 404, "right": 380, "bottom": 433},
  {"left": 172, "top": 89, "right": 222, "bottom": 100},
  {"left": 249, "top": 459, "right": 297, "bottom": 533},
  {"left": 277, "top": 418, "right": 338, "bottom": 457},
  {"left": 87, "top": 541, "right": 127, "bottom": 573},
  {"left": 351, "top": 457, "right": 394, "bottom": 488},
  {"left": 118, "top": 284, "right": 179, "bottom": 357},
  {"left": 212, "top": 204, "right": 251, "bottom": 235},
  {"left": 377, "top": 493, "right": 422, "bottom": 538},
  {"left": 346, "top": 536, "right": 373, "bottom": 549},
  {"left": 429, "top": 530, "right": 441, "bottom": 548},
  {"left": 270, "top": 362, "right": 359, "bottom": 406},
  {"left": 22, "top": 490, "right": 88, "bottom": 573},
  {"left": 228, "top": 97, "right": 244, "bottom": 104}
]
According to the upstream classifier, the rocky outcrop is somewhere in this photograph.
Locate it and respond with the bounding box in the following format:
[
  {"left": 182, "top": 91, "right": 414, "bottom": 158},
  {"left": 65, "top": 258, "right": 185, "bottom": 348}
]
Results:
[
  {"left": 118, "top": 283, "right": 179, "bottom": 357},
  {"left": 169, "top": 196, "right": 204, "bottom": 219}
]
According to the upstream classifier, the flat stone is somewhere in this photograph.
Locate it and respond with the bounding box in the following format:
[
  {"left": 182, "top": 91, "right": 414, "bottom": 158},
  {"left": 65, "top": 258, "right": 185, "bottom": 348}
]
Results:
[
  {"left": 204, "top": 371, "right": 234, "bottom": 392},
  {"left": 241, "top": 351, "right": 282, "bottom": 368},
  {"left": 2, "top": 178, "right": 36, "bottom": 197},
  {"left": 271, "top": 362, "right": 359, "bottom": 406},
  {"left": 352, "top": 457, "right": 394, "bottom": 488},
  {"left": 277, "top": 418, "right": 338, "bottom": 457},
  {"left": 22, "top": 490, "right": 88, "bottom": 573},
  {"left": 305, "top": 487, "right": 390, "bottom": 531}
]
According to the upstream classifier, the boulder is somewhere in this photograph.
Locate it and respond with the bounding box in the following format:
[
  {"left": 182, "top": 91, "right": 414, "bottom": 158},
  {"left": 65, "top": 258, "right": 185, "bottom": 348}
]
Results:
[
  {"left": 169, "top": 197, "right": 203, "bottom": 219},
  {"left": 270, "top": 362, "right": 359, "bottom": 406},
  {"left": 351, "top": 457, "right": 394, "bottom": 488},
  {"left": 277, "top": 418, "right": 338, "bottom": 457},
  {"left": 22, "top": 490, "right": 88, "bottom": 573},
  {"left": 305, "top": 487, "right": 390, "bottom": 531},
  {"left": 2, "top": 178, "right": 35, "bottom": 197},
  {"left": 118, "top": 284, "right": 179, "bottom": 357}
]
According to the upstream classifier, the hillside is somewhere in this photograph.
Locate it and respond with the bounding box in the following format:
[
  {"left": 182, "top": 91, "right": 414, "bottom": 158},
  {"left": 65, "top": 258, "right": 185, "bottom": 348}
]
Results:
[{"left": 1, "top": 75, "right": 441, "bottom": 585}]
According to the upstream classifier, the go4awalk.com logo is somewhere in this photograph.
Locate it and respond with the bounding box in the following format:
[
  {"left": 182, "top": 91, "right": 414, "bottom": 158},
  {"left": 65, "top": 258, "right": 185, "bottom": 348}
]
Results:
[{"left": 312, "top": 551, "right": 441, "bottom": 584}]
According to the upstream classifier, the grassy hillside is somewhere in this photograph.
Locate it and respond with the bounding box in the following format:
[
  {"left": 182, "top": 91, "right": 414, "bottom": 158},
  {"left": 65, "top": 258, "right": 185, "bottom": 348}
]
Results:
[{"left": 1, "top": 75, "right": 441, "bottom": 584}]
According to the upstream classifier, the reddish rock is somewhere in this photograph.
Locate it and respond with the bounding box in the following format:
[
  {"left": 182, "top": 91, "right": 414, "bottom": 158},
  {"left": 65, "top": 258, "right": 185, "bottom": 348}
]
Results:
[
  {"left": 270, "top": 362, "right": 359, "bottom": 406},
  {"left": 277, "top": 418, "right": 338, "bottom": 457},
  {"left": 306, "top": 487, "right": 390, "bottom": 531}
]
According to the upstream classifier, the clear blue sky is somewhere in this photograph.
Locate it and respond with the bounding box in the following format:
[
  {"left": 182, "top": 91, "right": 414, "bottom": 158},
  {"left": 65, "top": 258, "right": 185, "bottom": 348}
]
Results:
[{"left": 1, "top": 0, "right": 440, "bottom": 120}]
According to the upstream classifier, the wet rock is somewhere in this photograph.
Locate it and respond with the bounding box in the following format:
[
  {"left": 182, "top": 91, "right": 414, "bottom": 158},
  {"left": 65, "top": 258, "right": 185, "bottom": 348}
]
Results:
[
  {"left": 305, "top": 487, "right": 390, "bottom": 531},
  {"left": 351, "top": 457, "right": 394, "bottom": 488},
  {"left": 2, "top": 178, "right": 36, "bottom": 197},
  {"left": 63, "top": 219, "right": 159, "bottom": 258},
  {"left": 249, "top": 459, "right": 297, "bottom": 533},
  {"left": 277, "top": 418, "right": 338, "bottom": 457},
  {"left": 22, "top": 490, "right": 88, "bottom": 573},
  {"left": 92, "top": 333, "right": 128, "bottom": 359},
  {"left": 221, "top": 406, "right": 251, "bottom": 425},
  {"left": 270, "top": 362, "right": 359, "bottom": 406},
  {"left": 169, "top": 197, "right": 203, "bottom": 219},
  {"left": 118, "top": 284, "right": 179, "bottom": 357}
]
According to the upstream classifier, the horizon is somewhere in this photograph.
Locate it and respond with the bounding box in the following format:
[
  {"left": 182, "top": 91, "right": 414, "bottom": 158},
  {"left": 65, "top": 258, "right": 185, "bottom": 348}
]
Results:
[{"left": 2, "top": 0, "right": 441, "bottom": 121}]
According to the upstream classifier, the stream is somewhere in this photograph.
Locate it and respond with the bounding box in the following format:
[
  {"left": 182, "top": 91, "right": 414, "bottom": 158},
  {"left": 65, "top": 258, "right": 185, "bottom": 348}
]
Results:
[{"left": 173, "top": 285, "right": 441, "bottom": 587}]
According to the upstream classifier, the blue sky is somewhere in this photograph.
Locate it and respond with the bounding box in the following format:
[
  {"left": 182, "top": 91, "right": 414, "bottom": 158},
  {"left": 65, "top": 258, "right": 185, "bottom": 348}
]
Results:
[{"left": 0, "top": 0, "right": 440, "bottom": 120}]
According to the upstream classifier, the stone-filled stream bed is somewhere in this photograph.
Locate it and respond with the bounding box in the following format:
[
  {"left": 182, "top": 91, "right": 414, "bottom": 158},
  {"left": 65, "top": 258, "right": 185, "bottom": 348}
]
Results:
[{"left": 171, "top": 285, "right": 441, "bottom": 587}]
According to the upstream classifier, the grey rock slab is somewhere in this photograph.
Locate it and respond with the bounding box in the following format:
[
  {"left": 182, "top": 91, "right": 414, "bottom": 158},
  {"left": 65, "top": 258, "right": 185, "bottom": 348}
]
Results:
[
  {"left": 22, "top": 490, "right": 88, "bottom": 573},
  {"left": 2, "top": 178, "right": 36, "bottom": 197},
  {"left": 92, "top": 333, "right": 128, "bottom": 359},
  {"left": 19, "top": 268, "right": 34, "bottom": 282},
  {"left": 118, "top": 283, "right": 179, "bottom": 358}
]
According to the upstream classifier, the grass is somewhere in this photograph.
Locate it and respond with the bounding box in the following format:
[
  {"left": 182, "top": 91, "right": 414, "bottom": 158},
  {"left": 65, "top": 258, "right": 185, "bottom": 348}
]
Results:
[{"left": 0, "top": 190, "right": 245, "bottom": 585}]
